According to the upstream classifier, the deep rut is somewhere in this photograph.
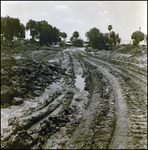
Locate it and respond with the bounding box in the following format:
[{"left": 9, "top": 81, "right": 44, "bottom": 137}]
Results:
[
  {"left": 79, "top": 50, "right": 147, "bottom": 149},
  {"left": 82, "top": 58, "right": 131, "bottom": 149}
]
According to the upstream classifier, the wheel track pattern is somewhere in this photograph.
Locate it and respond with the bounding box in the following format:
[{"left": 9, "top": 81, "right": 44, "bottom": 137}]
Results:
[
  {"left": 65, "top": 51, "right": 117, "bottom": 149},
  {"left": 1, "top": 50, "right": 76, "bottom": 149},
  {"left": 42, "top": 50, "right": 117, "bottom": 149},
  {"left": 79, "top": 50, "right": 147, "bottom": 149},
  {"left": 83, "top": 52, "right": 147, "bottom": 85},
  {"left": 1, "top": 48, "right": 147, "bottom": 149}
]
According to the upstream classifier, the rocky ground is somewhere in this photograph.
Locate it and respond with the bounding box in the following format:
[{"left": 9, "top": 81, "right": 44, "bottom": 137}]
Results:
[{"left": 1, "top": 42, "right": 147, "bottom": 149}]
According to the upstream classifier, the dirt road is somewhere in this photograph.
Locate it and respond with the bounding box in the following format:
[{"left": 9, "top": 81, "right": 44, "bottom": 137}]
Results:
[{"left": 1, "top": 46, "right": 147, "bottom": 149}]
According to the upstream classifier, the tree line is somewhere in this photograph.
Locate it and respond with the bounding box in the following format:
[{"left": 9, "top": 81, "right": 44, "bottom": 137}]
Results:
[
  {"left": 26, "top": 19, "right": 61, "bottom": 46},
  {"left": 1, "top": 16, "right": 25, "bottom": 41},
  {"left": 1, "top": 16, "right": 146, "bottom": 48},
  {"left": 85, "top": 25, "right": 121, "bottom": 50}
]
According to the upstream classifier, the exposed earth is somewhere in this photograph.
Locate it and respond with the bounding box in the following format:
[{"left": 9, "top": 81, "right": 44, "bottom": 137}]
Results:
[{"left": 1, "top": 42, "right": 147, "bottom": 149}]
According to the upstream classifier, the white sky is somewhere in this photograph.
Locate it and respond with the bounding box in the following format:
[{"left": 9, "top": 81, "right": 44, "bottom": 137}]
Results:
[{"left": 1, "top": 1, "right": 147, "bottom": 44}]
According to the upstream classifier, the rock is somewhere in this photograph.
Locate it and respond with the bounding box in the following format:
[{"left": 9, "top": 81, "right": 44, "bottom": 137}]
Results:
[
  {"left": 34, "top": 86, "right": 42, "bottom": 90},
  {"left": 11, "top": 66, "right": 19, "bottom": 72},
  {"left": 12, "top": 97, "right": 23, "bottom": 105},
  {"left": 21, "top": 83, "right": 26, "bottom": 88},
  {"left": 14, "top": 88, "right": 25, "bottom": 96},
  {"left": 59, "top": 122, "right": 66, "bottom": 127},
  {"left": 37, "top": 82, "right": 42, "bottom": 86},
  {"left": 33, "top": 90, "right": 43, "bottom": 96},
  {"left": 25, "top": 77, "right": 30, "bottom": 82},
  {"left": 11, "top": 75, "right": 19, "bottom": 81},
  {"left": 1, "top": 75, "right": 10, "bottom": 85},
  {"left": 55, "top": 126, "right": 60, "bottom": 131},
  {"left": 12, "top": 81, "right": 20, "bottom": 87},
  {"left": 1, "top": 85, "right": 14, "bottom": 104},
  {"left": 75, "top": 98, "right": 82, "bottom": 101},
  {"left": 1, "top": 70, "right": 8, "bottom": 75},
  {"left": 17, "top": 130, "right": 27, "bottom": 136},
  {"left": 30, "top": 72, "right": 36, "bottom": 78},
  {"left": 67, "top": 107, "right": 74, "bottom": 114},
  {"left": 1, "top": 57, "right": 16, "bottom": 68}
]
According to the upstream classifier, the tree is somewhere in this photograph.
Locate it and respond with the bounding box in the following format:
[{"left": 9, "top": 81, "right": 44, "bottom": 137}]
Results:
[
  {"left": 52, "top": 27, "right": 60, "bottom": 44},
  {"left": 86, "top": 27, "right": 100, "bottom": 39},
  {"left": 146, "top": 35, "right": 147, "bottom": 44},
  {"left": 131, "top": 30, "right": 144, "bottom": 46},
  {"left": 26, "top": 19, "right": 61, "bottom": 46},
  {"left": 73, "top": 31, "right": 79, "bottom": 39},
  {"left": 12, "top": 18, "right": 25, "bottom": 39},
  {"left": 103, "top": 33, "right": 110, "bottom": 49},
  {"left": 110, "top": 31, "right": 116, "bottom": 45},
  {"left": 39, "top": 21, "right": 53, "bottom": 46},
  {"left": 85, "top": 26, "right": 121, "bottom": 50},
  {"left": 26, "top": 19, "right": 38, "bottom": 42},
  {"left": 85, "top": 27, "right": 100, "bottom": 47},
  {"left": 91, "top": 33, "right": 106, "bottom": 50},
  {"left": 85, "top": 27, "right": 106, "bottom": 49},
  {"left": 72, "top": 39, "right": 83, "bottom": 47},
  {"left": 109, "top": 31, "right": 121, "bottom": 46},
  {"left": 115, "top": 33, "right": 121, "bottom": 44},
  {"left": 70, "top": 36, "right": 74, "bottom": 42},
  {"left": 60, "top": 32, "right": 67, "bottom": 42},
  {"left": 1, "top": 16, "right": 25, "bottom": 41},
  {"left": 108, "top": 25, "right": 112, "bottom": 33},
  {"left": 70, "top": 31, "right": 83, "bottom": 47}
]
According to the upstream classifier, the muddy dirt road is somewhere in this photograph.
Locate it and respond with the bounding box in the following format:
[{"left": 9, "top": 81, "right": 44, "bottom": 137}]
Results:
[{"left": 1, "top": 46, "right": 147, "bottom": 149}]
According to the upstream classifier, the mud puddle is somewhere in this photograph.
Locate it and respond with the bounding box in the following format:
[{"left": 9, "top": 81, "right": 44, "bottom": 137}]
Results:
[
  {"left": 28, "top": 95, "right": 64, "bottom": 131},
  {"left": 75, "top": 75, "right": 85, "bottom": 91}
]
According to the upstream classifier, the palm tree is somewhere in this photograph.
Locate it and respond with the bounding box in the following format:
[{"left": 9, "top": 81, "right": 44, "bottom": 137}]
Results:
[
  {"left": 73, "top": 31, "right": 79, "bottom": 39},
  {"left": 60, "top": 32, "right": 67, "bottom": 42},
  {"left": 108, "top": 25, "right": 112, "bottom": 33}
]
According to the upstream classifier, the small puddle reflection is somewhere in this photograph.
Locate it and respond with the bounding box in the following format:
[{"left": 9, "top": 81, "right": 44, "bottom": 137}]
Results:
[{"left": 75, "top": 75, "right": 85, "bottom": 91}]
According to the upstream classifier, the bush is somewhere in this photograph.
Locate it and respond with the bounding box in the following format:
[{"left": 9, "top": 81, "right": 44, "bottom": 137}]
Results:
[
  {"left": 72, "top": 39, "right": 84, "bottom": 47},
  {"left": 59, "top": 41, "right": 65, "bottom": 47},
  {"left": 131, "top": 30, "right": 144, "bottom": 47},
  {"left": 132, "top": 40, "right": 139, "bottom": 47},
  {"left": 1, "top": 85, "right": 14, "bottom": 105}
]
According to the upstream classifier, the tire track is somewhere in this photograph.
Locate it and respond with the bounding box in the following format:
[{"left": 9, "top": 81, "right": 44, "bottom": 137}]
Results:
[
  {"left": 82, "top": 57, "right": 131, "bottom": 149},
  {"left": 80, "top": 49, "right": 147, "bottom": 149},
  {"left": 81, "top": 52, "right": 146, "bottom": 93},
  {"left": 1, "top": 47, "right": 146, "bottom": 149},
  {"left": 83, "top": 52, "right": 147, "bottom": 85},
  {"left": 62, "top": 52, "right": 116, "bottom": 149}
]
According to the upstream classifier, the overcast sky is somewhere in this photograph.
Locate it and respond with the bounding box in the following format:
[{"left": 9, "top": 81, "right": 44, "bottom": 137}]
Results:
[{"left": 1, "top": 1, "right": 147, "bottom": 44}]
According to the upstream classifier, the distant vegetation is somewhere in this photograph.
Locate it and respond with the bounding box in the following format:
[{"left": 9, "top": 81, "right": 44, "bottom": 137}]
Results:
[
  {"left": 85, "top": 25, "right": 121, "bottom": 50},
  {"left": 1, "top": 16, "right": 64, "bottom": 47},
  {"left": 59, "top": 32, "right": 67, "bottom": 47},
  {"left": 1, "top": 16, "right": 25, "bottom": 41},
  {"left": 131, "top": 30, "right": 145, "bottom": 47},
  {"left": 70, "top": 31, "right": 84, "bottom": 47},
  {"left": 26, "top": 19, "right": 61, "bottom": 46},
  {"left": 1, "top": 16, "right": 147, "bottom": 49}
]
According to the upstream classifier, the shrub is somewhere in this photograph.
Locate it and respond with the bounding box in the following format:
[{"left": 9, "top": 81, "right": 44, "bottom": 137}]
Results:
[
  {"left": 59, "top": 41, "right": 65, "bottom": 47},
  {"left": 131, "top": 30, "right": 144, "bottom": 46},
  {"left": 72, "top": 39, "right": 84, "bottom": 47}
]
